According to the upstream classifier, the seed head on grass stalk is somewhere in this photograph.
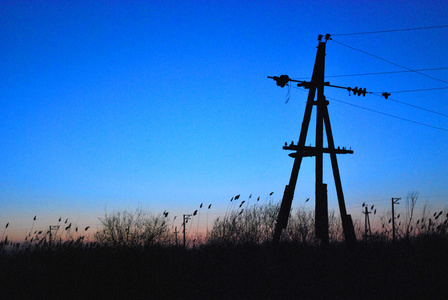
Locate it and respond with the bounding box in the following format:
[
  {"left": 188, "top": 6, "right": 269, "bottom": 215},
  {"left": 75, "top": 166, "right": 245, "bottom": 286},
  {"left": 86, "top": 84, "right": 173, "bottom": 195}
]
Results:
[
  {"left": 196, "top": 203, "right": 203, "bottom": 234},
  {"left": 206, "top": 204, "right": 212, "bottom": 237},
  {"left": 225, "top": 197, "right": 234, "bottom": 220},
  {"left": 230, "top": 195, "right": 240, "bottom": 213},
  {"left": 28, "top": 216, "right": 37, "bottom": 239},
  {"left": 262, "top": 192, "right": 275, "bottom": 206},
  {"left": 2, "top": 222, "right": 9, "bottom": 242}
]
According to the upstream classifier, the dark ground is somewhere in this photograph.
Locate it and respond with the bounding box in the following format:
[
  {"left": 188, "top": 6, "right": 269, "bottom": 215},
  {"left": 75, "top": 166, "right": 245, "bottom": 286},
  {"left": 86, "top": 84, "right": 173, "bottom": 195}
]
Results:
[{"left": 1, "top": 238, "right": 448, "bottom": 299}]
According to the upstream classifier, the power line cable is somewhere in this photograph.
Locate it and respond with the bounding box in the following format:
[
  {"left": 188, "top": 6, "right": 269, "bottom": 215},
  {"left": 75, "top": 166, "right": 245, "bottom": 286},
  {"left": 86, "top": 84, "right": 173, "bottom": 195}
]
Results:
[
  {"left": 331, "top": 39, "right": 448, "bottom": 85},
  {"left": 292, "top": 68, "right": 448, "bottom": 80},
  {"left": 322, "top": 68, "right": 448, "bottom": 78},
  {"left": 383, "top": 87, "right": 448, "bottom": 94},
  {"left": 326, "top": 96, "right": 448, "bottom": 132},
  {"left": 370, "top": 93, "right": 448, "bottom": 117},
  {"left": 331, "top": 25, "right": 448, "bottom": 36},
  {"left": 292, "top": 81, "right": 448, "bottom": 118}
]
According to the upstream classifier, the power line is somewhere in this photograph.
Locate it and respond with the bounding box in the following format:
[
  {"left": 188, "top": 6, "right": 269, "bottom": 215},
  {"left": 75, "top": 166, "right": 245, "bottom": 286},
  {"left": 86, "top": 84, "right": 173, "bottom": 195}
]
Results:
[
  {"left": 331, "top": 25, "right": 448, "bottom": 36},
  {"left": 370, "top": 93, "right": 448, "bottom": 118},
  {"left": 323, "top": 68, "right": 448, "bottom": 78},
  {"left": 326, "top": 96, "right": 448, "bottom": 132},
  {"left": 331, "top": 39, "right": 448, "bottom": 85},
  {"left": 384, "top": 87, "right": 448, "bottom": 94},
  {"left": 293, "top": 82, "right": 448, "bottom": 118}
]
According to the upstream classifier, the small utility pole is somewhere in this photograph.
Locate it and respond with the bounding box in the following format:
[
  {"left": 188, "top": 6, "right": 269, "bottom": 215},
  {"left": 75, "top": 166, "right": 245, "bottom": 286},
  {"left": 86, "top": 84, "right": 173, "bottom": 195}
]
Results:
[
  {"left": 182, "top": 214, "right": 192, "bottom": 248},
  {"left": 174, "top": 226, "right": 179, "bottom": 247},
  {"left": 48, "top": 225, "right": 60, "bottom": 247},
  {"left": 391, "top": 197, "right": 401, "bottom": 242},
  {"left": 362, "top": 204, "right": 372, "bottom": 241}
]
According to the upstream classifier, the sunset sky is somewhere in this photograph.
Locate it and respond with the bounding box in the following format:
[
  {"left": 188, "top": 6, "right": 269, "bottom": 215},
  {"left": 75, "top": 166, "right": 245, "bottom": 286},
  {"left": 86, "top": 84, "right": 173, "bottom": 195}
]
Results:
[{"left": 1, "top": 1, "right": 447, "bottom": 240}]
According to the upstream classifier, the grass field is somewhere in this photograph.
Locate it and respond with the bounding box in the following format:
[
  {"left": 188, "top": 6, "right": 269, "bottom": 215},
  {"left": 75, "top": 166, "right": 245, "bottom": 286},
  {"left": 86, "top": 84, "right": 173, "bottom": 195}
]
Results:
[{"left": 1, "top": 201, "right": 448, "bottom": 299}]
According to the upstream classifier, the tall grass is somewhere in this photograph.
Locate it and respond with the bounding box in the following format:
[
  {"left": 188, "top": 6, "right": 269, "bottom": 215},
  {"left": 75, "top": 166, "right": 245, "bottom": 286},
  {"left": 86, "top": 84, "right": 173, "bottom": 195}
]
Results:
[
  {"left": 2, "top": 195, "right": 448, "bottom": 299},
  {"left": 207, "top": 200, "right": 279, "bottom": 246},
  {"left": 2, "top": 192, "right": 448, "bottom": 252}
]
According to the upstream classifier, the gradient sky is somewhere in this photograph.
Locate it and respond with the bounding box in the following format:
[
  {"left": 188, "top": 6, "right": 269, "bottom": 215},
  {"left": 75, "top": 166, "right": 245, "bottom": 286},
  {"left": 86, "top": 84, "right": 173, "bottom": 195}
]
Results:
[{"left": 1, "top": 1, "right": 447, "bottom": 240}]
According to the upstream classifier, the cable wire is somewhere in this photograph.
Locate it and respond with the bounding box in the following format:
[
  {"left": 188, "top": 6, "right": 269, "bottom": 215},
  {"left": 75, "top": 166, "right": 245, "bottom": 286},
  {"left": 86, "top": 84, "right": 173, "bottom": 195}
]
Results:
[
  {"left": 331, "top": 25, "right": 448, "bottom": 36},
  {"left": 324, "top": 68, "right": 448, "bottom": 78},
  {"left": 369, "top": 93, "right": 448, "bottom": 117},
  {"left": 326, "top": 96, "right": 448, "bottom": 132},
  {"left": 384, "top": 87, "right": 448, "bottom": 94},
  {"left": 292, "top": 82, "right": 448, "bottom": 118},
  {"left": 370, "top": 93, "right": 448, "bottom": 117},
  {"left": 331, "top": 39, "right": 448, "bottom": 85}
]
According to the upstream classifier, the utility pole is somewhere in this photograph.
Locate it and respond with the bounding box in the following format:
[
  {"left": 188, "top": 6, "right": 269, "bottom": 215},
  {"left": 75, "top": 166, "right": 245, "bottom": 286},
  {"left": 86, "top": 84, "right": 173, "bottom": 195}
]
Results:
[
  {"left": 174, "top": 226, "right": 179, "bottom": 247},
  {"left": 182, "top": 214, "right": 192, "bottom": 248},
  {"left": 48, "top": 225, "right": 59, "bottom": 247},
  {"left": 391, "top": 197, "right": 401, "bottom": 242},
  {"left": 362, "top": 204, "right": 372, "bottom": 241},
  {"left": 269, "top": 34, "right": 357, "bottom": 247}
]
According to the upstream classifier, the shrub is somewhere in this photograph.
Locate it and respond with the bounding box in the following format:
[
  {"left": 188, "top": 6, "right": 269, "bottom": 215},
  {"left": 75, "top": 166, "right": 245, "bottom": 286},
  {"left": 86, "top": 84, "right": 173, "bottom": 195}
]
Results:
[{"left": 95, "top": 208, "right": 171, "bottom": 247}]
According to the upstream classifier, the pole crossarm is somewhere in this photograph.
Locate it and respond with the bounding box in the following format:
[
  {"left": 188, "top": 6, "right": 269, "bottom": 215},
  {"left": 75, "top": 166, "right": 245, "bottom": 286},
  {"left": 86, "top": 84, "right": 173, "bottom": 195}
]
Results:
[
  {"left": 268, "top": 76, "right": 390, "bottom": 98},
  {"left": 284, "top": 144, "right": 353, "bottom": 157}
]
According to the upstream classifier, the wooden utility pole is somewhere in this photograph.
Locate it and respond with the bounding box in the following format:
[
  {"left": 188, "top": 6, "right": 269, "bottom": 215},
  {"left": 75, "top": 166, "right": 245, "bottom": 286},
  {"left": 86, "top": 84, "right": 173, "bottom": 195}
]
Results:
[
  {"left": 362, "top": 205, "right": 372, "bottom": 241},
  {"left": 391, "top": 197, "right": 401, "bottom": 241},
  {"left": 48, "top": 225, "right": 59, "bottom": 247},
  {"left": 269, "top": 34, "right": 356, "bottom": 247},
  {"left": 182, "top": 214, "right": 192, "bottom": 248},
  {"left": 174, "top": 226, "right": 179, "bottom": 247}
]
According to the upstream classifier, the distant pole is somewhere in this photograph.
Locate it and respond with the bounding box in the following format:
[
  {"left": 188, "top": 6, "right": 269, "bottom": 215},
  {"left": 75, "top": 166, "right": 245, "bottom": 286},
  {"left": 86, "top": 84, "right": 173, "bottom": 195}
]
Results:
[
  {"left": 174, "top": 226, "right": 179, "bottom": 247},
  {"left": 366, "top": 206, "right": 369, "bottom": 240},
  {"left": 391, "top": 197, "right": 401, "bottom": 242},
  {"left": 182, "top": 214, "right": 191, "bottom": 248},
  {"left": 183, "top": 215, "right": 186, "bottom": 248},
  {"left": 362, "top": 205, "right": 371, "bottom": 241},
  {"left": 48, "top": 225, "right": 59, "bottom": 247}
]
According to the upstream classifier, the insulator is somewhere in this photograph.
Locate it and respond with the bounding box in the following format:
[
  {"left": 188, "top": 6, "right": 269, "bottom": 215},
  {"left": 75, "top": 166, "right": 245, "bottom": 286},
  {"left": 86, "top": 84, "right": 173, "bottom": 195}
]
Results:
[
  {"left": 276, "top": 74, "right": 290, "bottom": 88},
  {"left": 350, "top": 87, "right": 367, "bottom": 96},
  {"left": 297, "top": 81, "right": 311, "bottom": 89}
]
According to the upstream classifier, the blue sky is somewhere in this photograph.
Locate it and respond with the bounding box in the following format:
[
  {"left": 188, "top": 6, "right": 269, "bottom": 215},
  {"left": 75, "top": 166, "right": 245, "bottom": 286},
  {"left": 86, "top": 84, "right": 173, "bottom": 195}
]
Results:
[{"left": 1, "top": 1, "right": 447, "bottom": 239}]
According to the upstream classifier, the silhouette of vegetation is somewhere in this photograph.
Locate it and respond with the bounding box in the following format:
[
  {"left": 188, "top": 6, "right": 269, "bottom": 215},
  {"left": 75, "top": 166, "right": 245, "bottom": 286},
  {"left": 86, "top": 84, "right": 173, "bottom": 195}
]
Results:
[
  {"left": 1, "top": 195, "right": 448, "bottom": 298},
  {"left": 95, "top": 208, "right": 171, "bottom": 247},
  {"left": 207, "top": 201, "right": 279, "bottom": 246}
]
